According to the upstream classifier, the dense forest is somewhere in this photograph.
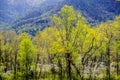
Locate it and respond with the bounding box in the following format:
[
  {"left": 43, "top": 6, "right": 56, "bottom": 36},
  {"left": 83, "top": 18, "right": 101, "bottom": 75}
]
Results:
[{"left": 0, "top": 6, "right": 120, "bottom": 80}]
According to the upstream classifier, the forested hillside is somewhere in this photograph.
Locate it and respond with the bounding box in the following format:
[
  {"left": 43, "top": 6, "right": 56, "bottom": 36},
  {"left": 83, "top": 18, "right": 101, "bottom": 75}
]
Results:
[
  {"left": 0, "top": 0, "right": 63, "bottom": 30},
  {"left": 12, "top": 0, "right": 120, "bottom": 35},
  {"left": 0, "top": 6, "right": 120, "bottom": 80},
  {"left": 0, "top": 0, "right": 120, "bottom": 35}
]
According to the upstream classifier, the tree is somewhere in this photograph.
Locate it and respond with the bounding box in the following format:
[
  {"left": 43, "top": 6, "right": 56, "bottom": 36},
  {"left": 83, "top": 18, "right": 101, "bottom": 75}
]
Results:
[
  {"left": 98, "top": 19, "right": 119, "bottom": 79},
  {"left": 52, "top": 5, "right": 90, "bottom": 80},
  {"left": 34, "top": 27, "right": 56, "bottom": 79},
  {"left": 18, "top": 33, "right": 35, "bottom": 80},
  {"left": 114, "top": 16, "right": 120, "bottom": 77}
]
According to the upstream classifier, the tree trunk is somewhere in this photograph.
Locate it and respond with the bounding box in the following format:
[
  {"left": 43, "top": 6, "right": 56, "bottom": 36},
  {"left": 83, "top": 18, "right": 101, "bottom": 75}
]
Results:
[
  {"left": 58, "top": 60, "right": 63, "bottom": 80},
  {"left": 26, "top": 56, "right": 29, "bottom": 80},
  {"left": 14, "top": 50, "right": 17, "bottom": 80},
  {"left": 116, "top": 52, "right": 119, "bottom": 76},
  {"left": 106, "top": 46, "right": 111, "bottom": 80},
  {"left": 66, "top": 53, "right": 72, "bottom": 80},
  {"left": 81, "top": 57, "right": 85, "bottom": 80},
  {"left": 26, "top": 62, "right": 28, "bottom": 80}
]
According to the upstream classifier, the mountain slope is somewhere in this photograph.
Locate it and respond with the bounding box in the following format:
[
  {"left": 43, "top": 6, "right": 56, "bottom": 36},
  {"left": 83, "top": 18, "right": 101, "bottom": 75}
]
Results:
[
  {"left": 63, "top": 0, "right": 120, "bottom": 24},
  {"left": 0, "top": 0, "right": 63, "bottom": 25},
  {"left": 11, "top": 0, "right": 120, "bottom": 35},
  {"left": 0, "top": 0, "right": 120, "bottom": 34},
  {"left": 13, "top": 0, "right": 120, "bottom": 24}
]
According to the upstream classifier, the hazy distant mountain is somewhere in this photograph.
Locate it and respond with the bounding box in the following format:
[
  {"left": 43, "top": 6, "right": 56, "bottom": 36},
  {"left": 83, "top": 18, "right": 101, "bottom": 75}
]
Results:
[
  {"left": 0, "top": 0, "right": 63, "bottom": 23},
  {"left": 0, "top": 0, "right": 120, "bottom": 34},
  {"left": 64, "top": 0, "right": 120, "bottom": 24}
]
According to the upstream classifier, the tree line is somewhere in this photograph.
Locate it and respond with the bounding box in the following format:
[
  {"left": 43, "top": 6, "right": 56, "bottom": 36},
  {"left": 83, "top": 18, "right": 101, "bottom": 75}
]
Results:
[{"left": 0, "top": 5, "right": 120, "bottom": 80}]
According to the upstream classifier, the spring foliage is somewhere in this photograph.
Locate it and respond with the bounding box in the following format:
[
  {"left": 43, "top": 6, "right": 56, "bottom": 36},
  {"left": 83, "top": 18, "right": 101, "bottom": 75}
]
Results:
[{"left": 0, "top": 5, "right": 120, "bottom": 80}]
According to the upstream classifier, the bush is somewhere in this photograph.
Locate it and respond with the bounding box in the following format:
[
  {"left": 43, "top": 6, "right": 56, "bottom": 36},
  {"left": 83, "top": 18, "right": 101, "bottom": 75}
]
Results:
[
  {"left": 1, "top": 73, "right": 14, "bottom": 80},
  {"left": 102, "top": 73, "right": 120, "bottom": 80}
]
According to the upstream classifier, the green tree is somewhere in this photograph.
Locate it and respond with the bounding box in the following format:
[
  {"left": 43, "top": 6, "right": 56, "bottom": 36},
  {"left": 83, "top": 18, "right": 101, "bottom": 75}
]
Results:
[
  {"left": 34, "top": 27, "right": 56, "bottom": 79},
  {"left": 52, "top": 5, "right": 90, "bottom": 80},
  {"left": 98, "top": 19, "right": 119, "bottom": 79},
  {"left": 18, "top": 33, "right": 35, "bottom": 80},
  {"left": 114, "top": 16, "right": 120, "bottom": 78}
]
